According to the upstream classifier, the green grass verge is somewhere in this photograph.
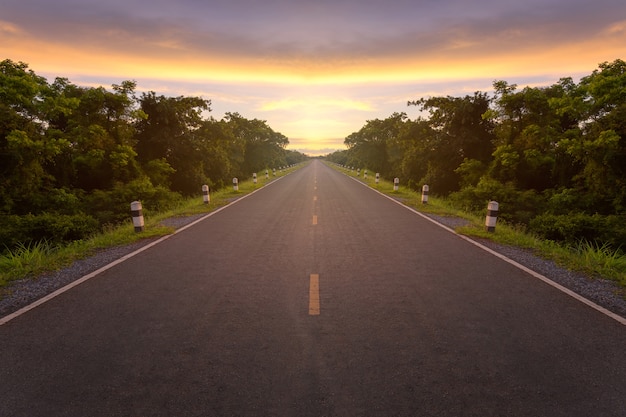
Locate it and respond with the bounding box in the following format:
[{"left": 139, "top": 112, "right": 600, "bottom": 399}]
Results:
[
  {"left": 0, "top": 165, "right": 304, "bottom": 289},
  {"left": 328, "top": 162, "right": 626, "bottom": 292}
]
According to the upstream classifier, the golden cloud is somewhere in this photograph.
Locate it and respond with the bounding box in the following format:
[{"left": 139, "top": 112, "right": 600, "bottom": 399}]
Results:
[
  {"left": 604, "top": 20, "right": 626, "bottom": 35},
  {"left": 0, "top": 20, "right": 22, "bottom": 35},
  {"left": 259, "top": 97, "right": 374, "bottom": 112}
]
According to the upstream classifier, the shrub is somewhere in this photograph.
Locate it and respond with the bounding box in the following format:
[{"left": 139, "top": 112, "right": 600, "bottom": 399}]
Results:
[
  {"left": 529, "top": 213, "right": 626, "bottom": 249},
  {"left": 0, "top": 213, "right": 99, "bottom": 253},
  {"left": 449, "top": 177, "right": 543, "bottom": 224},
  {"left": 85, "top": 178, "right": 182, "bottom": 225}
]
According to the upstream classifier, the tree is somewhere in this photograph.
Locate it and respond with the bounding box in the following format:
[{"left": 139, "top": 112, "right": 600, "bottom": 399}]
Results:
[
  {"left": 407, "top": 92, "right": 495, "bottom": 193},
  {"left": 393, "top": 118, "right": 434, "bottom": 186},
  {"left": 285, "top": 149, "right": 309, "bottom": 165},
  {"left": 555, "top": 59, "right": 626, "bottom": 213},
  {"left": 135, "top": 92, "right": 210, "bottom": 194},
  {"left": 486, "top": 81, "right": 573, "bottom": 191},
  {"left": 344, "top": 113, "right": 407, "bottom": 177},
  {"left": 194, "top": 118, "right": 238, "bottom": 188},
  {"left": 223, "top": 112, "right": 289, "bottom": 175},
  {"left": 0, "top": 59, "right": 71, "bottom": 213}
]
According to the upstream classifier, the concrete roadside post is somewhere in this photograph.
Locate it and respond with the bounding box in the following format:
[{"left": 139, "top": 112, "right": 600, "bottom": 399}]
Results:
[
  {"left": 253, "top": 173, "right": 257, "bottom": 184},
  {"left": 394, "top": 178, "right": 399, "bottom": 191},
  {"left": 202, "top": 185, "right": 210, "bottom": 204},
  {"left": 422, "top": 185, "right": 429, "bottom": 204},
  {"left": 266, "top": 169, "right": 269, "bottom": 179},
  {"left": 130, "top": 201, "right": 144, "bottom": 232},
  {"left": 376, "top": 173, "right": 380, "bottom": 184},
  {"left": 233, "top": 177, "right": 239, "bottom": 191},
  {"left": 485, "top": 201, "right": 499, "bottom": 232}
]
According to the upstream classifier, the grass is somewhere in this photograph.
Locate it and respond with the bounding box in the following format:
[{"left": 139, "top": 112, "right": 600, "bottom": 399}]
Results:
[
  {"left": 329, "top": 162, "right": 626, "bottom": 292},
  {"left": 0, "top": 240, "right": 58, "bottom": 283},
  {"left": 567, "top": 241, "right": 626, "bottom": 287},
  {"left": 0, "top": 165, "right": 302, "bottom": 289}
]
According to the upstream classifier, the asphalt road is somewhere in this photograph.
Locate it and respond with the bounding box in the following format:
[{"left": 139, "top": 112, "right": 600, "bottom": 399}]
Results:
[{"left": 1, "top": 160, "right": 625, "bottom": 417}]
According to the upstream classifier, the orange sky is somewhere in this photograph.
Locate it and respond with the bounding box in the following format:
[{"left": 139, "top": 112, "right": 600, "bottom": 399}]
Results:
[{"left": 2, "top": 1, "right": 625, "bottom": 155}]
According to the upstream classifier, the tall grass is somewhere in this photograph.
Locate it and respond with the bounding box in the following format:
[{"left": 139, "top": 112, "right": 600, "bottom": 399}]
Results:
[
  {"left": 569, "top": 240, "right": 626, "bottom": 287},
  {"left": 0, "top": 240, "right": 57, "bottom": 286},
  {"left": 0, "top": 224, "right": 174, "bottom": 288}
]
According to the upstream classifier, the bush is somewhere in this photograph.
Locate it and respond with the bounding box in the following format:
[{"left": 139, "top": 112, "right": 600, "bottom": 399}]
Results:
[
  {"left": 528, "top": 213, "right": 626, "bottom": 249},
  {"left": 449, "top": 177, "right": 543, "bottom": 224},
  {"left": 1, "top": 178, "right": 184, "bottom": 253},
  {"left": 86, "top": 178, "right": 182, "bottom": 225},
  {"left": 543, "top": 187, "right": 603, "bottom": 215},
  {"left": 30, "top": 188, "right": 85, "bottom": 215},
  {"left": 0, "top": 213, "right": 99, "bottom": 252}
]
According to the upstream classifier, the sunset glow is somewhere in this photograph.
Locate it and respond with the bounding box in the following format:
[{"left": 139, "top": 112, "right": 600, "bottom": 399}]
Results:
[{"left": 2, "top": 1, "right": 625, "bottom": 155}]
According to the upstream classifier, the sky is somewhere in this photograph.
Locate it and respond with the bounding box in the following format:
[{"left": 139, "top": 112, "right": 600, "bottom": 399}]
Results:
[{"left": 1, "top": 0, "right": 625, "bottom": 155}]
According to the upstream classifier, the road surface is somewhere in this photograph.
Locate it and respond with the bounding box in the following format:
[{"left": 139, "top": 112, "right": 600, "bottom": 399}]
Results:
[{"left": 1, "top": 160, "right": 625, "bottom": 416}]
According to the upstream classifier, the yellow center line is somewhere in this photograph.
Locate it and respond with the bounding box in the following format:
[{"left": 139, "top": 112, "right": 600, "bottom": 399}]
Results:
[
  {"left": 312, "top": 215, "right": 318, "bottom": 225},
  {"left": 309, "top": 274, "right": 320, "bottom": 315},
  {"left": 313, "top": 196, "right": 317, "bottom": 201}
]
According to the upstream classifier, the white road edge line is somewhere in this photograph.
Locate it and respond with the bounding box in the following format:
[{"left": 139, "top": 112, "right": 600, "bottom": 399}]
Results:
[
  {"left": 0, "top": 176, "right": 288, "bottom": 326},
  {"left": 348, "top": 175, "right": 626, "bottom": 326}
]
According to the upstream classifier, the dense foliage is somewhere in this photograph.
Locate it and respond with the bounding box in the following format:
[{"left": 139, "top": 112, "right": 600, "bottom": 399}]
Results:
[
  {"left": 327, "top": 59, "right": 626, "bottom": 249},
  {"left": 0, "top": 59, "right": 308, "bottom": 251}
]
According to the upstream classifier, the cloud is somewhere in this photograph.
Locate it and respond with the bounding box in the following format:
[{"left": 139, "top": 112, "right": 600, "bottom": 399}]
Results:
[
  {"left": 604, "top": 19, "right": 626, "bottom": 35},
  {"left": 3, "top": 0, "right": 625, "bottom": 86},
  {"left": 259, "top": 97, "right": 374, "bottom": 112},
  {"left": 291, "top": 147, "right": 344, "bottom": 156},
  {"left": 287, "top": 136, "right": 346, "bottom": 155},
  {"left": 4, "top": 0, "right": 621, "bottom": 62},
  {"left": 0, "top": 19, "right": 22, "bottom": 35}
]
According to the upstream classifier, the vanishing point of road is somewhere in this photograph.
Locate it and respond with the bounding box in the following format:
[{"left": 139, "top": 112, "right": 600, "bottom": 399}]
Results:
[{"left": 1, "top": 160, "right": 625, "bottom": 416}]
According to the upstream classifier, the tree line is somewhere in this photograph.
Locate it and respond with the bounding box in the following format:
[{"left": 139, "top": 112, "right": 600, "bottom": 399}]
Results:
[
  {"left": 0, "top": 59, "right": 308, "bottom": 251},
  {"left": 326, "top": 59, "right": 626, "bottom": 249}
]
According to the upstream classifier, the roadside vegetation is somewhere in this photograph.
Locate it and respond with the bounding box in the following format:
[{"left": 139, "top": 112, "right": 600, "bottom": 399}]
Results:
[
  {"left": 332, "top": 164, "right": 626, "bottom": 292},
  {"left": 0, "top": 167, "right": 301, "bottom": 288}
]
